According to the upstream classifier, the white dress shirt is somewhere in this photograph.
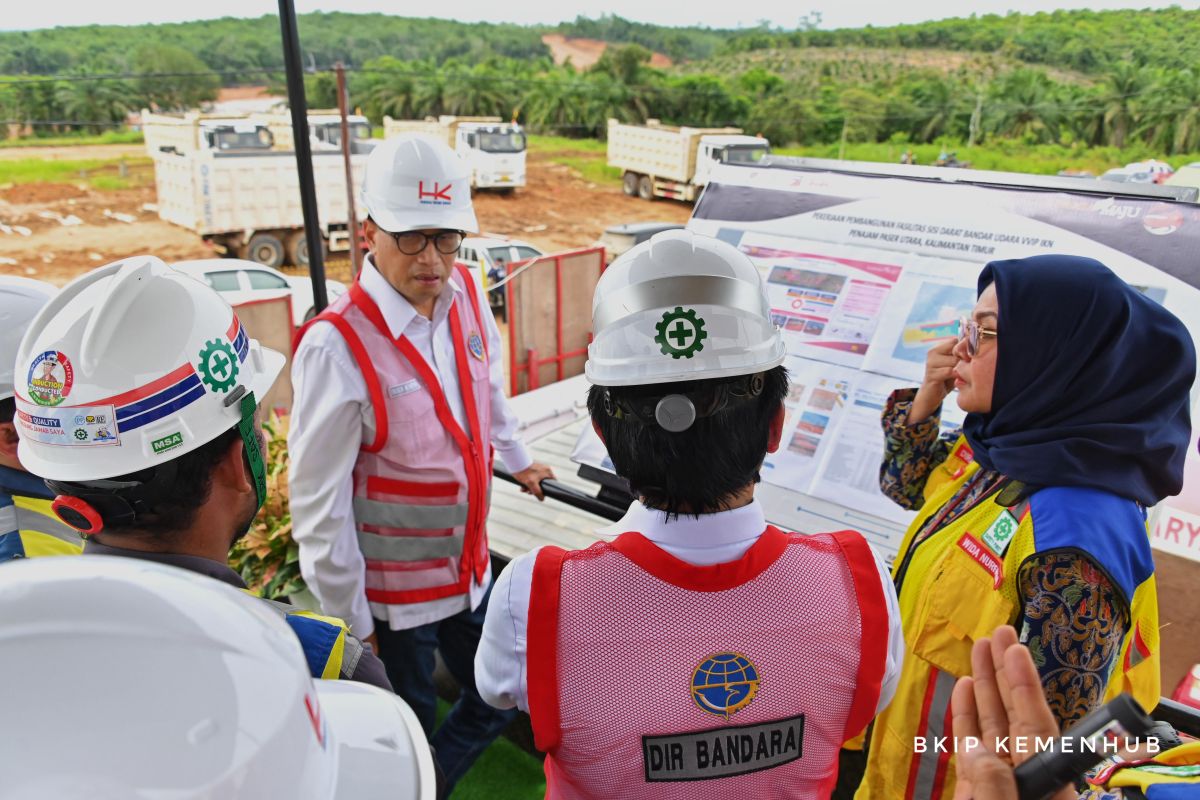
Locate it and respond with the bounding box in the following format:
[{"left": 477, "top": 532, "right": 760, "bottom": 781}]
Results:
[
  {"left": 289, "top": 256, "right": 532, "bottom": 638},
  {"left": 476, "top": 498, "right": 904, "bottom": 715}
]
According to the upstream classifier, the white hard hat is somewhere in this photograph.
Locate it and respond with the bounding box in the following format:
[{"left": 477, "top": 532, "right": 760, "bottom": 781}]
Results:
[
  {"left": 0, "top": 276, "right": 56, "bottom": 401},
  {"left": 13, "top": 255, "right": 284, "bottom": 483},
  {"left": 0, "top": 556, "right": 436, "bottom": 800},
  {"left": 586, "top": 229, "right": 786, "bottom": 386},
  {"left": 361, "top": 134, "right": 478, "bottom": 234}
]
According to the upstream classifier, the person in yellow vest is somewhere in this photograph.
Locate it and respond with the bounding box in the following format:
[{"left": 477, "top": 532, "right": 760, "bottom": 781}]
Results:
[
  {"left": 858, "top": 255, "right": 1196, "bottom": 799},
  {"left": 0, "top": 276, "right": 84, "bottom": 560}
]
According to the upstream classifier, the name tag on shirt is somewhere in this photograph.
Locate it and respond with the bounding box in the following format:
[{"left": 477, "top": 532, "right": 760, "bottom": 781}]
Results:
[
  {"left": 642, "top": 714, "right": 805, "bottom": 782},
  {"left": 388, "top": 379, "right": 422, "bottom": 398}
]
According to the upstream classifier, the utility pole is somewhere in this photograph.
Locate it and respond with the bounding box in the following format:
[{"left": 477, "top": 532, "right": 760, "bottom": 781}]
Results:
[
  {"left": 335, "top": 62, "right": 363, "bottom": 276},
  {"left": 277, "top": 0, "right": 329, "bottom": 313}
]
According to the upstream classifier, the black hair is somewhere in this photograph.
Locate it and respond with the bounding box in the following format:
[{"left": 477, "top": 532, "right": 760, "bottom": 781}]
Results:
[
  {"left": 61, "top": 425, "right": 241, "bottom": 536},
  {"left": 0, "top": 396, "right": 13, "bottom": 426},
  {"left": 587, "top": 366, "right": 788, "bottom": 515}
]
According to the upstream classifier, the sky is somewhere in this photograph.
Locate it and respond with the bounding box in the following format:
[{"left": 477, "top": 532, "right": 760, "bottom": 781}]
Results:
[{"left": 2, "top": 0, "right": 1197, "bottom": 33}]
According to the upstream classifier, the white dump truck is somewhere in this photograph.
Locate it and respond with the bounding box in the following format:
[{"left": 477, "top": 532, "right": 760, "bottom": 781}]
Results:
[
  {"left": 258, "top": 109, "right": 376, "bottom": 154},
  {"left": 144, "top": 111, "right": 365, "bottom": 267},
  {"left": 383, "top": 115, "right": 526, "bottom": 190},
  {"left": 606, "top": 119, "right": 770, "bottom": 202}
]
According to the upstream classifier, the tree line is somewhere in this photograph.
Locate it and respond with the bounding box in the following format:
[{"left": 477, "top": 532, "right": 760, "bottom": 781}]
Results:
[{"left": 2, "top": 9, "right": 1199, "bottom": 156}]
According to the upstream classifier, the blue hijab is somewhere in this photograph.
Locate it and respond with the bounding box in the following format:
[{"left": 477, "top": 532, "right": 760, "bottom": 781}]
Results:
[{"left": 962, "top": 254, "right": 1195, "bottom": 506}]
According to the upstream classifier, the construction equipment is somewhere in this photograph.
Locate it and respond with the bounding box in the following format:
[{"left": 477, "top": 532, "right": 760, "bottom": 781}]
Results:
[
  {"left": 383, "top": 115, "right": 526, "bottom": 190},
  {"left": 258, "top": 109, "right": 376, "bottom": 154},
  {"left": 606, "top": 119, "right": 769, "bottom": 203},
  {"left": 142, "top": 109, "right": 276, "bottom": 155}
]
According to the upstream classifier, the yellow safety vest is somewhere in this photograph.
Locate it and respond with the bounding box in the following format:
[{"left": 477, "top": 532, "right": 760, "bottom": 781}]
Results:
[
  {"left": 0, "top": 492, "right": 84, "bottom": 560},
  {"left": 256, "top": 595, "right": 364, "bottom": 682},
  {"left": 858, "top": 436, "right": 1160, "bottom": 800}
]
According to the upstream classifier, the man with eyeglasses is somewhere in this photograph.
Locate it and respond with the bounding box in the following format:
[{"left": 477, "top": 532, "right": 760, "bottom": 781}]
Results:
[{"left": 289, "top": 133, "right": 554, "bottom": 792}]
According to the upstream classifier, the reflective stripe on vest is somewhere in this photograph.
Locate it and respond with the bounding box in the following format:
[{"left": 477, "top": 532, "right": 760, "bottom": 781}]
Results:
[
  {"left": 859, "top": 439, "right": 1160, "bottom": 800},
  {"left": 1, "top": 493, "right": 85, "bottom": 560}
]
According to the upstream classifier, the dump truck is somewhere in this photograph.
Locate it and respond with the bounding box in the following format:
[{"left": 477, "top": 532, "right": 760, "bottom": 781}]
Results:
[
  {"left": 257, "top": 109, "right": 376, "bottom": 154},
  {"left": 383, "top": 115, "right": 526, "bottom": 189},
  {"left": 606, "top": 119, "right": 770, "bottom": 202}
]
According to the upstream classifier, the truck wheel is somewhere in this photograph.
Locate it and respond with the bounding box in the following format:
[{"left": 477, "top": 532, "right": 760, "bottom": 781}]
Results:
[
  {"left": 622, "top": 172, "right": 639, "bottom": 196},
  {"left": 638, "top": 175, "right": 655, "bottom": 201},
  {"left": 247, "top": 232, "right": 285, "bottom": 268},
  {"left": 287, "top": 230, "right": 326, "bottom": 268}
]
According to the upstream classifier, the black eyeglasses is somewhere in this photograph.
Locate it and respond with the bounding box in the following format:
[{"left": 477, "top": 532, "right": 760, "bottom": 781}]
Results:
[
  {"left": 388, "top": 230, "right": 465, "bottom": 256},
  {"left": 958, "top": 315, "right": 998, "bottom": 357}
]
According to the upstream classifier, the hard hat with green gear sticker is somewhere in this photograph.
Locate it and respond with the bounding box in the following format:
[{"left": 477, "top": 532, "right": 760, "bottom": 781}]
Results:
[
  {"left": 586, "top": 229, "right": 786, "bottom": 387},
  {"left": 13, "top": 255, "right": 284, "bottom": 486}
]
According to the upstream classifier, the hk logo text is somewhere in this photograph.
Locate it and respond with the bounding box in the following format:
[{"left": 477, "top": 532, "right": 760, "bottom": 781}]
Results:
[{"left": 418, "top": 181, "right": 452, "bottom": 205}]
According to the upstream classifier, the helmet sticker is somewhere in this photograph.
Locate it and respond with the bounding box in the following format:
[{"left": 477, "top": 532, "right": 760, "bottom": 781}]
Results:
[
  {"left": 27, "top": 350, "right": 74, "bottom": 406},
  {"left": 655, "top": 307, "right": 708, "bottom": 359},
  {"left": 13, "top": 401, "right": 119, "bottom": 448},
  {"left": 198, "top": 339, "right": 240, "bottom": 393}
]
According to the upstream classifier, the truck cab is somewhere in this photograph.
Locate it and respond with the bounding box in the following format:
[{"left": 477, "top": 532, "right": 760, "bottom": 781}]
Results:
[
  {"left": 693, "top": 135, "right": 771, "bottom": 187},
  {"left": 199, "top": 121, "right": 275, "bottom": 153},
  {"left": 455, "top": 123, "right": 527, "bottom": 190},
  {"left": 308, "top": 114, "right": 376, "bottom": 154}
]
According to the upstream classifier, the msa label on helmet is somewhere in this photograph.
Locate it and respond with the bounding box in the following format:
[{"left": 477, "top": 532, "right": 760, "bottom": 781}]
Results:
[
  {"left": 655, "top": 307, "right": 708, "bottom": 359},
  {"left": 27, "top": 350, "right": 74, "bottom": 406},
  {"left": 13, "top": 400, "right": 119, "bottom": 447},
  {"left": 151, "top": 432, "right": 185, "bottom": 456}
]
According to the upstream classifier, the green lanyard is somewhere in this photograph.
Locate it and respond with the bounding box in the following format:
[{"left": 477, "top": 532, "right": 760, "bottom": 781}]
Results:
[{"left": 237, "top": 391, "right": 268, "bottom": 512}]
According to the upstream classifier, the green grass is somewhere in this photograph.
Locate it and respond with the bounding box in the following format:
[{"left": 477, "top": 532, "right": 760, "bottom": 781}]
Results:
[
  {"left": 0, "top": 156, "right": 153, "bottom": 191},
  {"left": 528, "top": 134, "right": 621, "bottom": 186},
  {"left": 0, "top": 130, "right": 143, "bottom": 149},
  {"left": 527, "top": 134, "right": 607, "bottom": 154},
  {"left": 773, "top": 140, "right": 1200, "bottom": 177},
  {"left": 436, "top": 700, "right": 545, "bottom": 800}
]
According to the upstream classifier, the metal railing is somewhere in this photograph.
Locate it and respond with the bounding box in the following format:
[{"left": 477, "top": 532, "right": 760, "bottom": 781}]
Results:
[{"left": 493, "top": 466, "right": 627, "bottom": 522}]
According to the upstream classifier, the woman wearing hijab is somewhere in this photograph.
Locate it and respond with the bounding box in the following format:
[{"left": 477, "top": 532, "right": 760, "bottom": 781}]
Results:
[{"left": 856, "top": 254, "right": 1196, "bottom": 800}]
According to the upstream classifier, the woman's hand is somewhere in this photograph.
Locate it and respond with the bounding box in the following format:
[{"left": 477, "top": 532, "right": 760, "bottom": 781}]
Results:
[{"left": 908, "top": 338, "right": 958, "bottom": 424}]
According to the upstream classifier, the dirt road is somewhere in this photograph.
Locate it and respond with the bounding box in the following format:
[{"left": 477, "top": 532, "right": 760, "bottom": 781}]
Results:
[{"left": 0, "top": 145, "right": 689, "bottom": 284}]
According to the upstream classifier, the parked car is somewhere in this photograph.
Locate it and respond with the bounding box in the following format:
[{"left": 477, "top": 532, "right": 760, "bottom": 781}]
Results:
[
  {"left": 174, "top": 259, "right": 348, "bottom": 326},
  {"left": 458, "top": 236, "right": 545, "bottom": 321},
  {"left": 1100, "top": 167, "right": 1156, "bottom": 184},
  {"left": 598, "top": 221, "right": 686, "bottom": 264},
  {"left": 1127, "top": 159, "right": 1174, "bottom": 183}
]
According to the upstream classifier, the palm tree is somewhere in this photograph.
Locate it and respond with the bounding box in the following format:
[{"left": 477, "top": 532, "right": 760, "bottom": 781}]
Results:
[
  {"left": 1138, "top": 68, "right": 1200, "bottom": 154},
  {"left": 56, "top": 74, "right": 133, "bottom": 130},
  {"left": 987, "top": 69, "right": 1062, "bottom": 143},
  {"left": 1098, "top": 61, "right": 1146, "bottom": 148}
]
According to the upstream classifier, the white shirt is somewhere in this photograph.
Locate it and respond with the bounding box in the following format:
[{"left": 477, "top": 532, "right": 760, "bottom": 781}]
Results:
[
  {"left": 476, "top": 499, "right": 904, "bottom": 715},
  {"left": 289, "top": 257, "right": 532, "bottom": 638}
]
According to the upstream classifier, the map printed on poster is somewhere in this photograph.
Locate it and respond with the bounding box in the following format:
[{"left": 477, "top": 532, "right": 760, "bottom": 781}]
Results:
[
  {"left": 862, "top": 257, "right": 980, "bottom": 384},
  {"left": 761, "top": 357, "right": 856, "bottom": 494},
  {"left": 739, "top": 231, "right": 905, "bottom": 369}
]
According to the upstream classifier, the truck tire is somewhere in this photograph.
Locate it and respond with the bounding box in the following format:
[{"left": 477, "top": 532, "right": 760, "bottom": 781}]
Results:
[
  {"left": 287, "top": 230, "right": 326, "bottom": 268},
  {"left": 638, "top": 175, "right": 655, "bottom": 201},
  {"left": 247, "top": 232, "right": 285, "bottom": 269},
  {"left": 622, "top": 172, "right": 640, "bottom": 196}
]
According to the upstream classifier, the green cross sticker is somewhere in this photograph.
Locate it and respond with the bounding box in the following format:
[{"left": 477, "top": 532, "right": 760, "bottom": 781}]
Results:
[
  {"left": 981, "top": 510, "right": 1019, "bottom": 556},
  {"left": 654, "top": 306, "right": 708, "bottom": 359},
  {"left": 198, "top": 339, "right": 239, "bottom": 393}
]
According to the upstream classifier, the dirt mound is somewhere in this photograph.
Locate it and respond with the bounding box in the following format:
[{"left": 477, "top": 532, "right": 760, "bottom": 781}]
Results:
[{"left": 542, "top": 34, "right": 672, "bottom": 69}]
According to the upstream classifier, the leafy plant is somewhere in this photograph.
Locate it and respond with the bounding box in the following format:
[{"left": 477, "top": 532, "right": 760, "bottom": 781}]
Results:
[{"left": 229, "top": 413, "right": 306, "bottom": 600}]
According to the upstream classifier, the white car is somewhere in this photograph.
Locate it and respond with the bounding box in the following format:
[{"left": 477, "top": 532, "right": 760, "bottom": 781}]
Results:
[
  {"left": 174, "top": 259, "right": 348, "bottom": 326},
  {"left": 457, "top": 236, "right": 544, "bottom": 321}
]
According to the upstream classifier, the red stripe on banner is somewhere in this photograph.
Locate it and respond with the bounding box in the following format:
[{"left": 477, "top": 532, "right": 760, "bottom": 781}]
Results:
[{"left": 93, "top": 363, "right": 195, "bottom": 407}]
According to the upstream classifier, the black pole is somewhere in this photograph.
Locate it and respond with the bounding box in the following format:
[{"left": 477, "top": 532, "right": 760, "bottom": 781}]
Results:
[{"left": 276, "top": 0, "right": 329, "bottom": 313}]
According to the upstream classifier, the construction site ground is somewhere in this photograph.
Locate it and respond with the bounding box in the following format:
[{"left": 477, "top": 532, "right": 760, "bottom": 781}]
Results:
[{"left": 0, "top": 141, "right": 690, "bottom": 285}]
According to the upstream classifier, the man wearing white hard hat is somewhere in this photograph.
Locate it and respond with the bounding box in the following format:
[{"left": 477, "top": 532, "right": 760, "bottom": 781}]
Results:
[
  {"left": 0, "top": 556, "right": 437, "bottom": 799},
  {"left": 290, "top": 133, "right": 552, "bottom": 788},
  {"left": 476, "top": 230, "right": 905, "bottom": 797},
  {"left": 12, "top": 256, "right": 390, "bottom": 691},
  {"left": 0, "top": 276, "right": 83, "bottom": 560}
]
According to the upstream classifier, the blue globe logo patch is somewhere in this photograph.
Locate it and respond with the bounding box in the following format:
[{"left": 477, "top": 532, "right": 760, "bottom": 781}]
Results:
[{"left": 691, "top": 652, "right": 760, "bottom": 719}]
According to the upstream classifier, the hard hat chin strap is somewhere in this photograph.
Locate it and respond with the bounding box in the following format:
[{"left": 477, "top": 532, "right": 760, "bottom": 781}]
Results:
[
  {"left": 603, "top": 372, "right": 766, "bottom": 433},
  {"left": 47, "top": 460, "right": 180, "bottom": 534},
  {"left": 235, "top": 391, "right": 268, "bottom": 513}
]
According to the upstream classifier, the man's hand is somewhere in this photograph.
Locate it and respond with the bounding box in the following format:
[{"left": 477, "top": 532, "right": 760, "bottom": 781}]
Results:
[
  {"left": 512, "top": 462, "right": 555, "bottom": 501},
  {"left": 951, "top": 625, "right": 1074, "bottom": 800},
  {"left": 908, "top": 338, "right": 958, "bottom": 425}
]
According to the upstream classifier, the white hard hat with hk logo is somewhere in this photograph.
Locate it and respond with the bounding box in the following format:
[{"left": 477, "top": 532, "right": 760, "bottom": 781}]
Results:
[{"left": 360, "top": 133, "right": 479, "bottom": 235}]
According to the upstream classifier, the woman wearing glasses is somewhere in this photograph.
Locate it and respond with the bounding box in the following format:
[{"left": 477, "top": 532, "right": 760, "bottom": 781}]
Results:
[{"left": 856, "top": 255, "right": 1196, "bottom": 800}]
